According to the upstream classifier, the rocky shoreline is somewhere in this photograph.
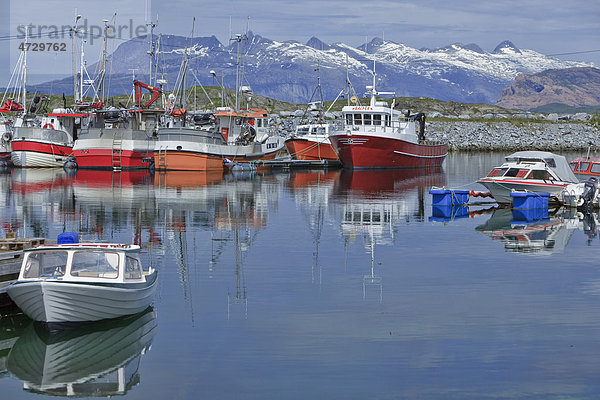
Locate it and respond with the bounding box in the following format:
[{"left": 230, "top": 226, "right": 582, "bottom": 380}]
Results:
[{"left": 424, "top": 121, "right": 600, "bottom": 152}]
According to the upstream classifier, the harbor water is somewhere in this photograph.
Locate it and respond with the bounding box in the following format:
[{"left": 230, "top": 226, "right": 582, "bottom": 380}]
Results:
[{"left": 2, "top": 152, "right": 600, "bottom": 398}]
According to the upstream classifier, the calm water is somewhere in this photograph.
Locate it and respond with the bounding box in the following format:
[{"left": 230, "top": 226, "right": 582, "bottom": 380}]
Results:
[{"left": 2, "top": 152, "right": 600, "bottom": 399}]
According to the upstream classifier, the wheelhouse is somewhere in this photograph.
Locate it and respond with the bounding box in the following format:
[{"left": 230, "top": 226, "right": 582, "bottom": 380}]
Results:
[{"left": 19, "top": 244, "right": 146, "bottom": 283}]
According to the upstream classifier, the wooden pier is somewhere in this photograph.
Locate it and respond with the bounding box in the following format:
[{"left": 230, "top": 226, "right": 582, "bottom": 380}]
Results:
[{"left": 0, "top": 237, "right": 45, "bottom": 308}]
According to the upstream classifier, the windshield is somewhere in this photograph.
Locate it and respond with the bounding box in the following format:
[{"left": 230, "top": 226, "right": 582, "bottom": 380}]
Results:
[
  {"left": 23, "top": 251, "right": 67, "bottom": 278},
  {"left": 71, "top": 251, "right": 120, "bottom": 279}
]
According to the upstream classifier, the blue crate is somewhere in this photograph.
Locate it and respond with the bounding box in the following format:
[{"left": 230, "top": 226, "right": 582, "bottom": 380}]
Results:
[
  {"left": 512, "top": 207, "right": 549, "bottom": 222},
  {"left": 57, "top": 232, "right": 79, "bottom": 244},
  {"left": 510, "top": 192, "right": 550, "bottom": 209},
  {"left": 429, "top": 189, "right": 470, "bottom": 206},
  {"left": 430, "top": 205, "right": 469, "bottom": 222}
]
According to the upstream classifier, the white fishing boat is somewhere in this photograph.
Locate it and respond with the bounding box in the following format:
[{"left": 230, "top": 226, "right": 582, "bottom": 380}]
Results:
[
  {"left": 7, "top": 233, "right": 157, "bottom": 325},
  {"left": 477, "top": 151, "right": 579, "bottom": 204}
]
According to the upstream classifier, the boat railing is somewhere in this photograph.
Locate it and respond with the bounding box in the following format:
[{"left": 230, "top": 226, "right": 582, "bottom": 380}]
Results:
[
  {"left": 14, "top": 126, "right": 72, "bottom": 145},
  {"left": 156, "top": 130, "right": 226, "bottom": 145}
]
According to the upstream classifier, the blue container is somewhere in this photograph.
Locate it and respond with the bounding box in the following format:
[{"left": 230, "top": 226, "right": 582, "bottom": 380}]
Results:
[
  {"left": 510, "top": 192, "right": 550, "bottom": 209},
  {"left": 57, "top": 232, "right": 79, "bottom": 245},
  {"left": 429, "top": 189, "right": 470, "bottom": 206},
  {"left": 430, "top": 205, "right": 469, "bottom": 222},
  {"left": 512, "top": 208, "right": 549, "bottom": 222}
]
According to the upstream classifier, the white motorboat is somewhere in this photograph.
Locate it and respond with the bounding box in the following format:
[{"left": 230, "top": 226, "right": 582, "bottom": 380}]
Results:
[
  {"left": 477, "top": 151, "right": 579, "bottom": 204},
  {"left": 7, "top": 233, "right": 157, "bottom": 325}
]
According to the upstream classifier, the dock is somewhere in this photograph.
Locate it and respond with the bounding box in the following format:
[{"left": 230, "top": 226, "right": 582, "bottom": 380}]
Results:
[
  {"left": 228, "top": 159, "right": 342, "bottom": 170},
  {"left": 0, "top": 237, "right": 45, "bottom": 309}
]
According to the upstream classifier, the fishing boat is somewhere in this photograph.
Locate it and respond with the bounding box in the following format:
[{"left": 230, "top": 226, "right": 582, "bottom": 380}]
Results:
[
  {"left": 7, "top": 232, "right": 157, "bottom": 325},
  {"left": 477, "top": 151, "right": 579, "bottom": 204},
  {"left": 71, "top": 105, "right": 158, "bottom": 170},
  {"left": 328, "top": 72, "right": 447, "bottom": 169},
  {"left": 154, "top": 107, "right": 284, "bottom": 170},
  {"left": 285, "top": 70, "right": 338, "bottom": 161},
  {"left": 12, "top": 109, "right": 84, "bottom": 168},
  {"left": 285, "top": 122, "right": 338, "bottom": 161}
]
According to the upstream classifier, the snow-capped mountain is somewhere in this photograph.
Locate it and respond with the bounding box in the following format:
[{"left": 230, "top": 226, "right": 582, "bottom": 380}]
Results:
[{"left": 32, "top": 32, "right": 592, "bottom": 105}]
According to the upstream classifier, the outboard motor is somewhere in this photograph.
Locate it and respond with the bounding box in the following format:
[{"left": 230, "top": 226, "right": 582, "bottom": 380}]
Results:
[{"left": 581, "top": 177, "right": 598, "bottom": 209}]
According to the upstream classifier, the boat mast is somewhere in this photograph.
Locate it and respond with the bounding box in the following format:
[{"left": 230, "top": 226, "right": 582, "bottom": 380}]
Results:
[
  {"left": 21, "top": 25, "right": 29, "bottom": 116},
  {"left": 147, "top": 20, "right": 156, "bottom": 86},
  {"left": 72, "top": 15, "right": 81, "bottom": 103},
  {"left": 231, "top": 32, "right": 247, "bottom": 111},
  {"left": 98, "top": 19, "right": 109, "bottom": 103}
]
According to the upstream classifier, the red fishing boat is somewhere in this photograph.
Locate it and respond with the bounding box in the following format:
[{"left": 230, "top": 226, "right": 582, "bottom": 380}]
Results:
[{"left": 328, "top": 74, "right": 447, "bottom": 169}]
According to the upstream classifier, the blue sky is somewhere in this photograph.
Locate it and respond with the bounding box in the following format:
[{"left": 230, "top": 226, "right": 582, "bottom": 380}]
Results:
[{"left": 4, "top": 0, "right": 600, "bottom": 84}]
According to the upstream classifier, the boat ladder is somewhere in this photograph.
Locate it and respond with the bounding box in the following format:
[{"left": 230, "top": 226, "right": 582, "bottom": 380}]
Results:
[
  {"left": 157, "top": 146, "right": 167, "bottom": 169},
  {"left": 112, "top": 133, "right": 123, "bottom": 171}
]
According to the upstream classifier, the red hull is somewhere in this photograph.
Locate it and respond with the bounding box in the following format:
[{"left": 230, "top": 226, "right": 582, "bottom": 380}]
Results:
[
  {"left": 73, "top": 149, "right": 152, "bottom": 170},
  {"left": 285, "top": 138, "right": 338, "bottom": 161},
  {"left": 11, "top": 141, "right": 72, "bottom": 157},
  {"left": 329, "top": 134, "right": 447, "bottom": 168}
]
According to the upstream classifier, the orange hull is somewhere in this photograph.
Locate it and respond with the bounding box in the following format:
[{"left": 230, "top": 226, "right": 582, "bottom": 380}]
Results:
[
  {"left": 154, "top": 151, "right": 224, "bottom": 171},
  {"left": 285, "top": 138, "right": 338, "bottom": 161},
  {"left": 153, "top": 170, "right": 224, "bottom": 187}
]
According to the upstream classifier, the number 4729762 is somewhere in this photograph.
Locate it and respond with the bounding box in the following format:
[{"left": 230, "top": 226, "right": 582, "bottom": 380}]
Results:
[{"left": 19, "top": 42, "right": 67, "bottom": 51}]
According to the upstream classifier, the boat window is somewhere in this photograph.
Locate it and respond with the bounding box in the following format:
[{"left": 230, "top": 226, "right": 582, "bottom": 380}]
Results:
[
  {"left": 315, "top": 127, "right": 326, "bottom": 134},
  {"left": 569, "top": 162, "right": 577, "bottom": 171},
  {"left": 125, "top": 256, "right": 143, "bottom": 280},
  {"left": 23, "top": 251, "right": 67, "bottom": 278},
  {"left": 297, "top": 127, "right": 309, "bottom": 135},
  {"left": 353, "top": 114, "right": 362, "bottom": 125},
  {"left": 364, "top": 114, "right": 372, "bottom": 126},
  {"left": 577, "top": 162, "right": 590, "bottom": 172},
  {"left": 310, "top": 127, "right": 317, "bottom": 135},
  {"left": 71, "top": 251, "right": 119, "bottom": 279},
  {"left": 345, "top": 114, "right": 353, "bottom": 126},
  {"left": 385, "top": 115, "right": 390, "bottom": 127},
  {"left": 528, "top": 170, "right": 550, "bottom": 180},
  {"left": 235, "top": 118, "right": 242, "bottom": 126},
  {"left": 488, "top": 168, "right": 507, "bottom": 177},
  {"left": 373, "top": 114, "right": 382, "bottom": 126},
  {"left": 504, "top": 168, "right": 528, "bottom": 177},
  {"left": 591, "top": 163, "right": 600, "bottom": 174}
]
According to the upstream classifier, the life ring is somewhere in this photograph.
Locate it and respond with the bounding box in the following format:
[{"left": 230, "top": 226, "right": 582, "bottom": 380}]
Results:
[{"left": 43, "top": 123, "right": 55, "bottom": 130}]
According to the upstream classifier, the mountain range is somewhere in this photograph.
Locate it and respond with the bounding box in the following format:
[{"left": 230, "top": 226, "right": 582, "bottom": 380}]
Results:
[
  {"left": 496, "top": 67, "right": 600, "bottom": 110},
  {"left": 30, "top": 32, "right": 593, "bottom": 107}
]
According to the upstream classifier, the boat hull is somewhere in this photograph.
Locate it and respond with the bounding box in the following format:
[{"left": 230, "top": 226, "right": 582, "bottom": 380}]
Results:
[
  {"left": 329, "top": 133, "right": 447, "bottom": 169},
  {"left": 72, "top": 148, "right": 153, "bottom": 170},
  {"left": 154, "top": 141, "right": 284, "bottom": 171},
  {"left": 11, "top": 140, "right": 72, "bottom": 168},
  {"left": 285, "top": 138, "right": 338, "bottom": 161},
  {"left": 477, "top": 178, "right": 568, "bottom": 204},
  {"left": 7, "top": 271, "right": 157, "bottom": 323}
]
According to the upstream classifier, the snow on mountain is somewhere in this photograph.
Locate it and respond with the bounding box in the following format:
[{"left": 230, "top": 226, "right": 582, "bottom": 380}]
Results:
[{"left": 31, "top": 32, "right": 593, "bottom": 105}]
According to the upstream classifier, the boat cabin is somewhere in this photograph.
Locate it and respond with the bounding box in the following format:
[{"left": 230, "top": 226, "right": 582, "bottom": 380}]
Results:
[
  {"left": 569, "top": 157, "right": 600, "bottom": 180},
  {"left": 19, "top": 243, "right": 148, "bottom": 283},
  {"left": 485, "top": 161, "right": 559, "bottom": 181}
]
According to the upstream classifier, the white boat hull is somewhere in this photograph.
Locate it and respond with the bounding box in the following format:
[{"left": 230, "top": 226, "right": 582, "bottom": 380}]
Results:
[
  {"left": 11, "top": 150, "right": 68, "bottom": 168},
  {"left": 7, "top": 272, "right": 157, "bottom": 323},
  {"left": 478, "top": 179, "right": 568, "bottom": 204}
]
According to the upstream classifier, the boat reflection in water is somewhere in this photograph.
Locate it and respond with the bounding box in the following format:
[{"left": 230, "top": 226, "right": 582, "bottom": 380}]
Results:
[
  {"left": 288, "top": 170, "right": 341, "bottom": 284},
  {"left": 335, "top": 168, "right": 446, "bottom": 299},
  {"left": 476, "top": 208, "right": 579, "bottom": 254},
  {"left": 7, "top": 308, "right": 156, "bottom": 396}
]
